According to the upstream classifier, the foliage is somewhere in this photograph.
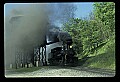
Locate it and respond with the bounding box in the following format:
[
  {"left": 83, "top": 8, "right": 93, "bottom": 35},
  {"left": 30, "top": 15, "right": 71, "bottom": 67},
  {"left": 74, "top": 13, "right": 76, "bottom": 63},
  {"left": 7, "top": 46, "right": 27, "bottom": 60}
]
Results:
[
  {"left": 93, "top": 2, "right": 115, "bottom": 37},
  {"left": 62, "top": 2, "right": 115, "bottom": 69},
  {"left": 82, "top": 38, "right": 115, "bottom": 70}
]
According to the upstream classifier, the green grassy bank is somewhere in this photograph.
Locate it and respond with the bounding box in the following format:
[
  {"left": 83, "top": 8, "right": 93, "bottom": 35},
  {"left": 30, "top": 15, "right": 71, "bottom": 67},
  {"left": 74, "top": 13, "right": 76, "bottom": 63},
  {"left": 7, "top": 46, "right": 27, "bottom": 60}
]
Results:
[{"left": 82, "top": 36, "right": 115, "bottom": 70}]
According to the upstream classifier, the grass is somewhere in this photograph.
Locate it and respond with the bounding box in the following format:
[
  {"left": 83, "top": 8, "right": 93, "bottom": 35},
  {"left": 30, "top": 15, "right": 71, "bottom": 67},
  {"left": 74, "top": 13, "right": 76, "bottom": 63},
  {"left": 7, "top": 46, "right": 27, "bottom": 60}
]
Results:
[
  {"left": 83, "top": 52, "right": 115, "bottom": 70},
  {"left": 14, "top": 67, "right": 41, "bottom": 72},
  {"left": 7, "top": 66, "right": 46, "bottom": 73},
  {"left": 82, "top": 36, "right": 115, "bottom": 70}
]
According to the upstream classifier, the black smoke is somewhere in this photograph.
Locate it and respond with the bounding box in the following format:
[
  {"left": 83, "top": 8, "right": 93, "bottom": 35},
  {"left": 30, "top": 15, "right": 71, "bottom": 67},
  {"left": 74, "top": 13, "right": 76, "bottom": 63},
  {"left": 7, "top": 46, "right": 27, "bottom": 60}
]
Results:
[{"left": 4, "top": 3, "right": 77, "bottom": 69}]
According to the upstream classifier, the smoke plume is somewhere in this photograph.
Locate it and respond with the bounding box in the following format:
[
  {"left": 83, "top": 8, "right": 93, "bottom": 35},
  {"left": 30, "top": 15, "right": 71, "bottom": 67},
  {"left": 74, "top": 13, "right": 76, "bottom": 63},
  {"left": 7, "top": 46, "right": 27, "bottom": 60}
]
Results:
[
  {"left": 4, "top": 4, "right": 49, "bottom": 68},
  {"left": 4, "top": 3, "right": 76, "bottom": 69}
]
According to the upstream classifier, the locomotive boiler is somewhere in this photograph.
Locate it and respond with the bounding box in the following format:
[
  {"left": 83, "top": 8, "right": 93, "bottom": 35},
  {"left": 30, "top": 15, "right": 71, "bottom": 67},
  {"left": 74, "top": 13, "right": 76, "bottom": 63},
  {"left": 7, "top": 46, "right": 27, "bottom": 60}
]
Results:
[{"left": 33, "top": 28, "right": 78, "bottom": 66}]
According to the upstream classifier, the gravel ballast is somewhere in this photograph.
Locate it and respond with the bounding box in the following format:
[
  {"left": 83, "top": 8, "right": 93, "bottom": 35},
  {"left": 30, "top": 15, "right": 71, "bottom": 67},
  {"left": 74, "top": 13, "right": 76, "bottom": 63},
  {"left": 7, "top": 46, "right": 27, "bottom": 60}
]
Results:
[{"left": 5, "top": 66, "right": 115, "bottom": 77}]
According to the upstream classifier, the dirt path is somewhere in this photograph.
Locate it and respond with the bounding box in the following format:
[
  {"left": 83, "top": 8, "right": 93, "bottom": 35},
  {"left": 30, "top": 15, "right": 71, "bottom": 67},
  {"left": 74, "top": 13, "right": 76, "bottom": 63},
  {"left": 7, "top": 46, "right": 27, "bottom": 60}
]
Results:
[{"left": 5, "top": 66, "right": 115, "bottom": 77}]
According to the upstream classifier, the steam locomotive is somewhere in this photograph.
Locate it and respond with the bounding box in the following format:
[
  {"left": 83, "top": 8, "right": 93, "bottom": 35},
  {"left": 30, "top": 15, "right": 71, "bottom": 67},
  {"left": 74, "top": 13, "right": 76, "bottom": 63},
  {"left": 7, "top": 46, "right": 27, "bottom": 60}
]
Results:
[
  {"left": 47, "top": 31, "right": 78, "bottom": 66},
  {"left": 34, "top": 29, "right": 78, "bottom": 66}
]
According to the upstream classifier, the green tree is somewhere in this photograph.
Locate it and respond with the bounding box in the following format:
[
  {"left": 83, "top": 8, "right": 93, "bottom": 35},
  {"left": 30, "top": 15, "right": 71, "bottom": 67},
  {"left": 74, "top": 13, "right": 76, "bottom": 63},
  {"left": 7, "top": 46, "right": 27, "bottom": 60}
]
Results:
[
  {"left": 93, "top": 2, "right": 115, "bottom": 38},
  {"left": 62, "top": 2, "right": 115, "bottom": 59}
]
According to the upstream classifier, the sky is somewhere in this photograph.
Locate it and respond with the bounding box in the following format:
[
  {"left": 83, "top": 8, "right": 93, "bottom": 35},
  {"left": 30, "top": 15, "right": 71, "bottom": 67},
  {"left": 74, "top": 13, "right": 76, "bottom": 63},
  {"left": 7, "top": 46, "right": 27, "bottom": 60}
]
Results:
[
  {"left": 4, "top": 3, "right": 94, "bottom": 18},
  {"left": 74, "top": 2, "right": 94, "bottom": 18}
]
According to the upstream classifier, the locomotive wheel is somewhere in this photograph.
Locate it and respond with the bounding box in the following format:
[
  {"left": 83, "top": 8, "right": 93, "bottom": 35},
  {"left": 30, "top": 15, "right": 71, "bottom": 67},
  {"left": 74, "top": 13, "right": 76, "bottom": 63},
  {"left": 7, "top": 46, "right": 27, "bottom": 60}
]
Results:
[
  {"left": 48, "top": 58, "right": 62, "bottom": 66},
  {"left": 71, "top": 57, "right": 78, "bottom": 66}
]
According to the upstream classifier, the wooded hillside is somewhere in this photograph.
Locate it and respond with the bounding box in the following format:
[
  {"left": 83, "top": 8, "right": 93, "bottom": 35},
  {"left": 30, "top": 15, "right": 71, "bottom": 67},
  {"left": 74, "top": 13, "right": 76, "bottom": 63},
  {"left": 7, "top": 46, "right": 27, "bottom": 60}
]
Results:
[{"left": 62, "top": 2, "right": 115, "bottom": 70}]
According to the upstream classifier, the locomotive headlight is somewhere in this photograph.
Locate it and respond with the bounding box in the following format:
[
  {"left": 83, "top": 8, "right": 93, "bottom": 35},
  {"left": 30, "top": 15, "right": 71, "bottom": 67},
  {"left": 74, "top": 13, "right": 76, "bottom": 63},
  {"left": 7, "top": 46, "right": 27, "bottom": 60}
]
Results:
[{"left": 70, "top": 45, "right": 72, "bottom": 48}]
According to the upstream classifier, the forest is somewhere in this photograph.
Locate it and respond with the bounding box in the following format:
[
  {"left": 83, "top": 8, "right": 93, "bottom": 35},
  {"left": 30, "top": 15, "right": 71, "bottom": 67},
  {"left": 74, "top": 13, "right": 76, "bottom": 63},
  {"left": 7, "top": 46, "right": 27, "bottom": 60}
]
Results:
[{"left": 62, "top": 2, "right": 115, "bottom": 70}]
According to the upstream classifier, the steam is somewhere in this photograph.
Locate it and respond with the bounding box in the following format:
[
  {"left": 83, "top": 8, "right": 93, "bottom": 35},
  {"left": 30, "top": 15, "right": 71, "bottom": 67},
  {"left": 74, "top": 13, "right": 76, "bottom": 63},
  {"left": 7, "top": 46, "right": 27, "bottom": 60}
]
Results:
[
  {"left": 4, "top": 4, "right": 49, "bottom": 68},
  {"left": 46, "top": 3, "right": 76, "bottom": 25},
  {"left": 4, "top": 3, "right": 76, "bottom": 69}
]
